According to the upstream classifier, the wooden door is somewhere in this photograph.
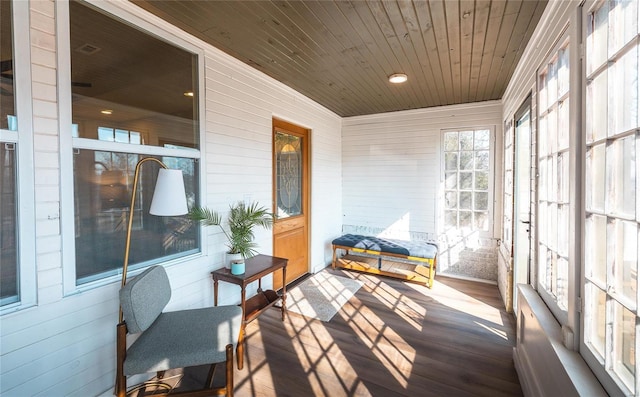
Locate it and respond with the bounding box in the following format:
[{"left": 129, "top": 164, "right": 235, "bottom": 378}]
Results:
[{"left": 272, "top": 119, "right": 310, "bottom": 290}]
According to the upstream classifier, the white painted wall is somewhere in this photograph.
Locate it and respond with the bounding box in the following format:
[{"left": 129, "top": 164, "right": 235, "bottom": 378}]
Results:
[
  {"left": 341, "top": 101, "right": 503, "bottom": 281},
  {"left": 0, "top": 1, "right": 342, "bottom": 396}
]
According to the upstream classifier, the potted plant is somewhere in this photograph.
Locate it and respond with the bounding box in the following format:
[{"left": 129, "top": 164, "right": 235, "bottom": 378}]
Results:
[{"left": 188, "top": 201, "right": 273, "bottom": 270}]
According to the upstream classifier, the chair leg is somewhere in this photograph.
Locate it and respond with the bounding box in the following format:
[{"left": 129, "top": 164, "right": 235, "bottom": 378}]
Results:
[
  {"left": 115, "top": 322, "right": 127, "bottom": 397},
  {"left": 225, "top": 344, "right": 234, "bottom": 397}
]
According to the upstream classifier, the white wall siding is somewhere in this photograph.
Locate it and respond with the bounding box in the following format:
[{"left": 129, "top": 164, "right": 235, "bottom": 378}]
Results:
[
  {"left": 0, "top": 1, "right": 342, "bottom": 396},
  {"left": 342, "top": 101, "right": 502, "bottom": 281}
]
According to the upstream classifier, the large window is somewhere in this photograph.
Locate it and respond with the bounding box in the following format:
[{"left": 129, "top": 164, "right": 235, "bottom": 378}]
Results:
[
  {"left": 0, "top": 143, "right": 17, "bottom": 305},
  {"left": 584, "top": 0, "right": 639, "bottom": 394},
  {"left": 537, "top": 36, "right": 571, "bottom": 313},
  {"left": 443, "top": 128, "right": 493, "bottom": 235},
  {"left": 1, "top": 0, "right": 35, "bottom": 311},
  {"left": 0, "top": 1, "right": 18, "bottom": 306},
  {"left": 69, "top": 1, "right": 201, "bottom": 285}
]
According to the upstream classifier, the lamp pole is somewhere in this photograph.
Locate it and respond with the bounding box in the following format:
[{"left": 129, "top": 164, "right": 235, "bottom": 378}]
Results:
[{"left": 118, "top": 157, "right": 187, "bottom": 322}]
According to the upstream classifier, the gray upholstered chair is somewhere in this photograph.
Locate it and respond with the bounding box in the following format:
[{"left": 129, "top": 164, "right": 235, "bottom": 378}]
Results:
[{"left": 116, "top": 265, "right": 243, "bottom": 397}]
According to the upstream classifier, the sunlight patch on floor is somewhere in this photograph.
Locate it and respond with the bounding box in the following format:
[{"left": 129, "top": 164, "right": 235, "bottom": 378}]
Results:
[
  {"left": 474, "top": 320, "right": 508, "bottom": 340},
  {"left": 407, "top": 279, "right": 505, "bottom": 326},
  {"left": 361, "top": 278, "right": 426, "bottom": 331},
  {"left": 339, "top": 296, "right": 416, "bottom": 389}
]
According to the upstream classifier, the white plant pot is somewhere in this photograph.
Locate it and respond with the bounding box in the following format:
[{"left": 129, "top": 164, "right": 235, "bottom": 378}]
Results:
[{"left": 225, "top": 252, "right": 242, "bottom": 269}]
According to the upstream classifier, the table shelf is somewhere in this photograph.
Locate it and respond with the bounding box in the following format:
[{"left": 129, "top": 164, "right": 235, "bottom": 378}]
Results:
[{"left": 245, "top": 289, "right": 281, "bottom": 323}]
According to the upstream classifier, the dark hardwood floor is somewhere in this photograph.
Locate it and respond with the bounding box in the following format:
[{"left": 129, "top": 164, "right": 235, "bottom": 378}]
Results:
[{"left": 231, "top": 267, "right": 521, "bottom": 397}]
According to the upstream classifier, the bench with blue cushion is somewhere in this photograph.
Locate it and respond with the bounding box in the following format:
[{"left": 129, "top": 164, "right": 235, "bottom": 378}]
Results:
[{"left": 331, "top": 234, "right": 438, "bottom": 288}]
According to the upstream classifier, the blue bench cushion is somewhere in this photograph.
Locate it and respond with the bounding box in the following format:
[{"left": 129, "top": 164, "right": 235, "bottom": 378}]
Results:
[{"left": 332, "top": 234, "right": 437, "bottom": 259}]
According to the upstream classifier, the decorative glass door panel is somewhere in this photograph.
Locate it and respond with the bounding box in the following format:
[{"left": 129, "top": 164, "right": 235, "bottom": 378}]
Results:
[{"left": 275, "top": 131, "right": 302, "bottom": 219}]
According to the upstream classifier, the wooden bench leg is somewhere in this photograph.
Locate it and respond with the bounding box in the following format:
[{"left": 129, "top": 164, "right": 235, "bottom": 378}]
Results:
[{"left": 332, "top": 245, "right": 337, "bottom": 269}]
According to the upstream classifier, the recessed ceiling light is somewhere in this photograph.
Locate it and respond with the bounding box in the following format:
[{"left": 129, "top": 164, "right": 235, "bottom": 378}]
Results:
[
  {"left": 388, "top": 73, "right": 408, "bottom": 84},
  {"left": 183, "top": 91, "right": 194, "bottom": 97},
  {"left": 101, "top": 109, "right": 113, "bottom": 115}
]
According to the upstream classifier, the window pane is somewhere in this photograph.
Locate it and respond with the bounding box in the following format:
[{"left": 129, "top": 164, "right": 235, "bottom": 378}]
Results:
[
  {"left": 586, "top": 214, "right": 607, "bottom": 284},
  {"left": 558, "top": 46, "right": 570, "bottom": 97},
  {"left": 445, "top": 152, "right": 458, "bottom": 170},
  {"left": 444, "top": 132, "right": 458, "bottom": 151},
  {"left": 70, "top": 2, "right": 199, "bottom": 148},
  {"left": 538, "top": 157, "right": 547, "bottom": 201},
  {"left": 612, "top": 301, "right": 635, "bottom": 391},
  {"left": 588, "top": 3, "right": 609, "bottom": 75},
  {"left": 548, "top": 107, "right": 558, "bottom": 155},
  {"left": 459, "top": 172, "right": 473, "bottom": 189},
  {"left": 558, "top": 151, "right": 569, "bottom": 203},
  {"left": 444, "top": 211, "right": 457, "bottom": 229},
  {"left": 474, "top": 129, "right": 490, "bottom": 149},
  {"left": 538, "top": 71, "right": 548, "bottom": 112},
  {"left": 586, "top": 143, "right": 606, "bottom": 212},
  {"left": 475, "top": 171, "right": 489, "bottom": 190},
  {"left": 459, "top": 211, "right": 472, "bottom": 228},
  {"left": 459, "top": 131, "right": 473, "bottom": 150},
  {"left": 610, "top": 220, "right": 637, "bottom": 306},
  {"left": 474, "top": 211, "right": 488, "bottom": 231},
  {"left": 0, "top": 143, "right": 18, "bottom": 305},
  {"left": 474, "top": 192, "right": 488, "bottom": 211},
  {"left": 609, "top": 46, "right": 639, "bottom": 136},
  {"left": 459, "top": 151, "right": 473, "bottom": 170},
  {"left": 558, "top": 99, "right": 570, "bottom": 151},
  {"left": 606, "top": 136, "right": 635, "bottom": 218},
  {"left": 73, "top": 150, "right": 199, "bottom": 284},
  {"left": 444, "top": 191, "right": 457, "bottom": 209},
  {"left": 587, "top": 71, "right": 608, "bottom": 143},
  {"left": 557, "top": 256, "right": 568, "bottom": 310},
  {"left": 445, "top": 172, "right": 457, "bottom": 189},
  {"left": 0, "top": 1, "right": 16, "bottom": 131},
  {"left": 539, "top": 113, "right": 548, "bottom": 156},
  {"left": 475, "top": 150, "right": 489, "bottom": 170},
  {"left": 459, "top": 192, "right": 472, "bottom": 210},
  {"left": 609, "top": 0, "right": 638, "bottom": 56},
  {"left": 585, "top": 282, "right": 606, "bottom": 359}
]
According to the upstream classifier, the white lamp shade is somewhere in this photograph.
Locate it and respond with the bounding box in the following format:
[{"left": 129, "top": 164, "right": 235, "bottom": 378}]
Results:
[{"left": 149, "top": 168, "right": 188, "bottom": 216}]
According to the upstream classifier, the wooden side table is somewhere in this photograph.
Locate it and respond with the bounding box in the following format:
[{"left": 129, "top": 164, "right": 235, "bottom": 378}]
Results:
[{"left": 211, "top": 254, "right": 288, "bottom": 370}]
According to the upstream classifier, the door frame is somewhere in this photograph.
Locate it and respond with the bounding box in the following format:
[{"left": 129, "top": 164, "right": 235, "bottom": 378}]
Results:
[
  {"left": 512, "top": 94, "right": 533, "bottom": 312},
  {"left": 272, "top": 118, "right": 311, "bottom": 289}
]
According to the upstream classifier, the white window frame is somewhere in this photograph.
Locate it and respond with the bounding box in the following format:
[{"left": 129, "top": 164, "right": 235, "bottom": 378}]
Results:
[
  {"left": 440, "top": 126, "right": 496, "bottom": 239},
  {"left": 57, "top": 0, "right": 207, "bottom": 295},
  {"left": 535, "top": 30, "right": 573, "bottom": 325},
  {"left": 0, "top": 0, "right": 36, "bottom": 314},
  {"left": 580, "top": 0, "right": 640, "bottom": 395}
]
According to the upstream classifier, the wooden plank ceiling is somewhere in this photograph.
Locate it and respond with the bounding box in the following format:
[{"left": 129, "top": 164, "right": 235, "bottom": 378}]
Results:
[{"left": 133, "top": 0, "right": 548, "bottom": 117}]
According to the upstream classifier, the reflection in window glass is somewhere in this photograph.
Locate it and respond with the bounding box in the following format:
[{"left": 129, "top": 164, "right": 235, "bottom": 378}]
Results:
[
  {"left": 0, "top": 1, "right": 15, "bottom": 131},
  {"left": 73, "top": 150, "right": 199, "bottom": 284},
  {"left": 69, "top": 1, "right": 198, "bottom": 148},
  {"left": 69, "top": 1, "right": 201, "bottom": 285},
  {"left": 0, "top": 143, "right": 18, "bottom": 305}
]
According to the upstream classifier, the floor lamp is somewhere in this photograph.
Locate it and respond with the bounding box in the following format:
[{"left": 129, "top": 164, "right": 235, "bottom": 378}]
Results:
[
  {"left": 118, "top": 157, "right": 188, "bottom": 323},
  {"left": 115, "top": 157, "right": 188, "bottom": 395}
]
